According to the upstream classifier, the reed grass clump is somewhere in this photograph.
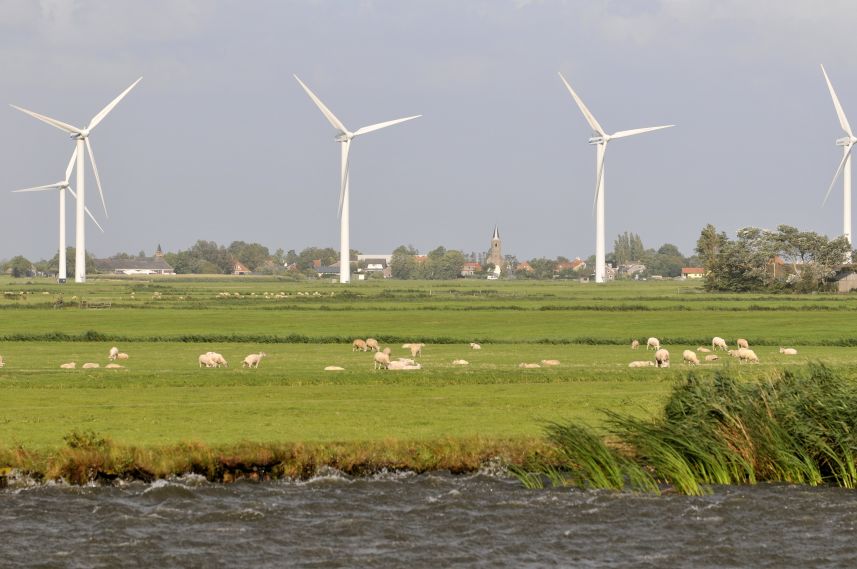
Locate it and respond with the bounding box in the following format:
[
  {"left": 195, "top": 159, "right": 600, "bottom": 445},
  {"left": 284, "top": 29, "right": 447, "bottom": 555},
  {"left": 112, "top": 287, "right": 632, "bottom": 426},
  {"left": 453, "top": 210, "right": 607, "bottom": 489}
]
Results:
[{"left": 516, "top": 364, "right": 857, "bottom": 495}]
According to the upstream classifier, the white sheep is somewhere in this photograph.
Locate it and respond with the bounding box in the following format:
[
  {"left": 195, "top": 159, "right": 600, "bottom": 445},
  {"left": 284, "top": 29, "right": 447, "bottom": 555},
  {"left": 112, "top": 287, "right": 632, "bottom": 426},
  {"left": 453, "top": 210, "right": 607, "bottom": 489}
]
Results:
[
  {"left": 352, "top": 339, "right": 367, "bottom": 352},
  {"left": 373, "top": 351, "right": 390, "bottom": 370},
  {"left": 631, "top": 339, "right": 640, "bottom": 350},
  {"left": 324, "top": 366, "right": 345, "bottom": 371},
  {"left": 779, "top": 347, "right": 798, "bottom": 355},
  {"left": 712, "top": 337, "right": 728, "bottom": 351},
  {"left": 60, "top": 362, "right": 76, "bottom": 369},
  {"left": 736, "top": 348, "right": 759, "bottom": 363},
  {"left": 82, "top": 363, "right": 100, "bottom": 369},
  {"left": 697, "top": 347, "right": 711, "bottom": 353},
  {"left": 401, "top": 343, "right": 413, "bottom": 349},
  {"left": 540, "top": 359, "right": 561, "bottom": 366},
  {"left": 397, "top": 358, "right": 416, "bottom": 365},
  {"left": 646, "top": 337, "right": 660, "bottom": 351},
  {"left": 655, "top": 349, "right": 670, "bottom": 368},
  {"left": 116, "top": 353, "right": 129, "bottom": 360},
  {"left": 452, "top": 359, "right": 469, "bottom": 365},
  {"left": 387, "top": 361, "right": 421, "bottom": 370},
  {"left": 410, "top": 343, "right": 424, "bottom": 358},
  {"left": 737, "top": 338, "right": 749, "bottom": 349},
  {"left": 0, "top": 355, "right": 4, "bottom": 368},
  {"left": 108, "top": 346, "right": 119, "bottom": 361},
  {"left": 682, "top": 350, "right": 700, "bottom": 366},
  {"left": 365, "top": 338, "right": 380, "bottom": 352},
  {"left": 628, "top": 360, "right": 655, "bottom": 368},
  {"left": 469, "top": 342, "right": 482, "bottom": 350},
  {"left": 199, "top": 353, "right": 216, "bottom": 368},
  {"left": 105, "top": 363, "right": 124, "bottom": 369},
  {"left": 518, "top": 363, "right": 541, "bottom": 369},
  {"left": 242, "top": 352, "right": 267, "bottom": 368},
  {"left": 382, "top": 347, "right": 392, "bottom": 356},
  {"left": 704, "top": 355, "right": 720, "bottom": 362},
  {"left": 206, "top": 352, "right": 228, "bottom": 367}
]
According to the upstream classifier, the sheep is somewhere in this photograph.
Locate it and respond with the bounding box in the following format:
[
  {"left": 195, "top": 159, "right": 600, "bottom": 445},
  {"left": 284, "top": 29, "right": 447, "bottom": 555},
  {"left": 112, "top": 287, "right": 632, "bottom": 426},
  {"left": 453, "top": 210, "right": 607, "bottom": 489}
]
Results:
[
  {"left": 365, "top": 338, "right": 380, "bottom": 352},
  {"left": 737, "top": 338, "right": 749, "bottom": 349},
  {"left": 452, "top": 359, "right": 469, "bottom": 365},
  {"left": 373, "top": 351, "right": 390, "bottom": 370},
  {"left": 712, "top": 337, "right": 728, "bottom": 351},
  {"left": 541, "top": 359, "right": 561, "bottom": 366},
  {"left": 108, "top": 346, "right": 119, "bottom": 361},
  {"left": 352, "top": 339, "right": 368, "bottom": 352},
  {"left": 628, "top": 360, "right": 655, "bottom": 368},
  {"left": 518, "top": 363, "right": 541, "bottom": 369},
  {"left": 682, "top": 350, "right": 700, "bottom": 366},
  {"left": 0, "top": 355, "right": 4, "bottom": 368},
  {"left": 779, "top": 347, "right": 798, "bottom": 355},
  {"left": 387, "top": 360, "right": 422, "bottom": 370},
  {"left": 60, "top": 362, "right": 76, "bottom": 369},
  {"left": 697, "top": 347, "right": 711, "bottom": 353},
  {"left": 704, "top": 355, "right": 720, "bottom": 362},
  {"left": 116, "top": 353, "right": 129, "bottom": 360},
  {"left": 397, "top": 358, "right": 416, "bottom": 365},
  {"left": 401, "top": 343, "right": 413, "bottom": 349},
  {"left": 655, "top": 349, "right": 670, "bottom": 368},
  {"left": 409, "top": 343, "right": 424, "bottom": 358},
  {"left": 206, "top": 352, "right": 228, "bottom": 368},
  {"left": 105, "top": 363, "right": 124, "bottom": 369},
  {"left": 736, "top": 348, "right": 759, "bottom": 364},
  {"left": 324, "top": 366, "right": 345, "bottom": 371},
  {"left": 82, "top": 363, "right": 100, "bottom": 369},
  {"left": 382, "top": 347, "right": 392, "bottom": 356},
  {"left": 469, "top": 342, "right": 482, "bottom": 350},
  {"left": 242, "top": 352, "right": 267, "bottom": 368},
  {"left": 631, "top": 339, "right": 640, "bottom": 350},
  {"left": 646, "top": 337, "right": 660, "bottom": 351},
  {"left": 199, "top": 353, "right": 216, "bottom": 368}
]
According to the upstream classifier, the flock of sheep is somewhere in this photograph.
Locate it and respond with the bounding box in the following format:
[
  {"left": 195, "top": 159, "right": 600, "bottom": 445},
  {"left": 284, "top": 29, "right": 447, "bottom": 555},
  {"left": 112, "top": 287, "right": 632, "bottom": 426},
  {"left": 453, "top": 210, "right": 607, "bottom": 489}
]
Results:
[{"left": 628, "top": 336, "right": 799, "bottom": 368}]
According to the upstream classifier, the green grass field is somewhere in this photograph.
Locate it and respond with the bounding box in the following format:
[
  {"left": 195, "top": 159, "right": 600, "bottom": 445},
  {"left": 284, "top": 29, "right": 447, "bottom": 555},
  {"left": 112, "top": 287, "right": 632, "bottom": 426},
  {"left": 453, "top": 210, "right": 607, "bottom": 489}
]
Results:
[{"left": 2, "top": 275, "right": 857, "bottom": 479}]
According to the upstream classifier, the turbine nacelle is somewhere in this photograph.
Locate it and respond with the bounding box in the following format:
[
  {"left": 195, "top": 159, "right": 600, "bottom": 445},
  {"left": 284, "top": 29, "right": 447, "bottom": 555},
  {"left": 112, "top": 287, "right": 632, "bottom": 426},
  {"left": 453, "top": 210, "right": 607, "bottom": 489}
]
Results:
[
  {"left": 836, "top": 136, "right": 856, "bottom": 147},
  {"left": 588, "top": 134, "right": 607, "bottom": 145},
  {"left": 334, "top": 131, "right": 352, "bottom": 142},
  {"left": 70, "top": 130, "right": 89, "bottom": 140}
]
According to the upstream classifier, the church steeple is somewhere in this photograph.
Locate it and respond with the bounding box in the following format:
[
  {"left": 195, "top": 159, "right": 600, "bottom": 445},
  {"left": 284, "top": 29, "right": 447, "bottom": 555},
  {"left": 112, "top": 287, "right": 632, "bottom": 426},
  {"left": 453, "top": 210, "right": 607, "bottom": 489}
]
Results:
[
  {"left": 487, "top": 226, "right": 503, "bottom": 268},
  {"left": 492, "top": 226, "right": 500, "bottom": 240}
]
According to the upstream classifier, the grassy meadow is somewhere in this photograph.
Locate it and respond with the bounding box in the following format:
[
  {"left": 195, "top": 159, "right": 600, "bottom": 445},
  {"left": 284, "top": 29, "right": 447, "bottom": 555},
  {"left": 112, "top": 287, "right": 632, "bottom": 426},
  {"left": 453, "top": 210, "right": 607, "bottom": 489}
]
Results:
[{"left": 2, "top": 275, "right": 857, "bottom": 481}]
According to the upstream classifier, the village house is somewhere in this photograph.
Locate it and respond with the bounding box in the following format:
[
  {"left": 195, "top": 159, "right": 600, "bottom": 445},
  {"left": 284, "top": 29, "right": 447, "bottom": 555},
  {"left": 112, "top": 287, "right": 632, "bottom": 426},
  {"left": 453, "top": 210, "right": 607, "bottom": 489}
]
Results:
[
  {"left": 681, "top": 267, "right": 705, "bottom": 279},
  {"left": 94, "top": 246, "right": 175, "bottom": 275}
]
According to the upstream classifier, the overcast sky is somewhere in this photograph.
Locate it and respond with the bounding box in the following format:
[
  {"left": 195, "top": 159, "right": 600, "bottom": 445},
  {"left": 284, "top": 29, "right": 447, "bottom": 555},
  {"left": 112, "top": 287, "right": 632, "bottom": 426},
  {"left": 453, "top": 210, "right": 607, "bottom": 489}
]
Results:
[{"left": 2, "top": 0, "right": 857, "bottom": 262}]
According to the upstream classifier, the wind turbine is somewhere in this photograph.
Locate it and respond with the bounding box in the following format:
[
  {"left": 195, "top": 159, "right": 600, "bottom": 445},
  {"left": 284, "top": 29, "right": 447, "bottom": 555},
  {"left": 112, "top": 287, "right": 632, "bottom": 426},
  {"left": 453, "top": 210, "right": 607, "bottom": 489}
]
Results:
[
  {"left": 11, "top": 77, "right": 142, "bottom": 283},
  {"left": 558, "top": 72, "right": 674, "bottom": 283},
  {"left": 294, "top": 75, "right": 420, "bottom": 284},
  {"left": 12, "top": 148, "right": 104, "bottom": 283},
  {"left": 820, "top": 65, "right": 855, "bottom": 254}
]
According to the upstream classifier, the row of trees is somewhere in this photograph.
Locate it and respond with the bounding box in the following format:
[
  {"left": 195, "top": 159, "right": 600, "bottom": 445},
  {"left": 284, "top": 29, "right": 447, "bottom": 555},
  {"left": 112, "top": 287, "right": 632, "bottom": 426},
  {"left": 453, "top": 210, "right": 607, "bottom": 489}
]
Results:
[
  {"left": 390, "top": 245, "right": 466, "bottom": 280},
  {"left": 695, "top": 224, "right": 852, "bottom": 292}
]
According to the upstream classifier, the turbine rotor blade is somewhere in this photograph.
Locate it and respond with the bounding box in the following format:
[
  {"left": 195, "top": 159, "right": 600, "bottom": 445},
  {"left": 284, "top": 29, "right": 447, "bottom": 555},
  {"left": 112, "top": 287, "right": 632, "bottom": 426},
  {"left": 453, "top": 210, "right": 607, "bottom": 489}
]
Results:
[
  {"left": 338, "top": 140, "right": 351, "bottom": 219},
  {"left": 88, "top": 77, "right": 142, "bottom": 131},
  {"left": 12, "top": 183, "right": 63, "bottom": 193},
  {"left": 353, "top": 115, "right": 421, "bottom": 137},
  {"left": 821, "top": 65, "right": 853, "bottom": 137},
  {"left": 294, "top": 75, "right": 349, "bottom": 135},
  {"left": 611, "top": 125, "right": 675, "bottom": 139},
  {"left": 64, "top": 147, "right": 78, "bottom": 183},
  {"left": 9, "top": 104, "right": 82, "bottom": 135},
  {"left": 823, "top": 143, "right": 853, "bottom": 206},
  {"left": 558, "top": 72, "right": 606, "bottom": 136},
  {"left": 68, "top": 187, "right": 105, "bottom": 233},
  {"left": 85, "top": 137, "right": 108, "bottom": 217}
]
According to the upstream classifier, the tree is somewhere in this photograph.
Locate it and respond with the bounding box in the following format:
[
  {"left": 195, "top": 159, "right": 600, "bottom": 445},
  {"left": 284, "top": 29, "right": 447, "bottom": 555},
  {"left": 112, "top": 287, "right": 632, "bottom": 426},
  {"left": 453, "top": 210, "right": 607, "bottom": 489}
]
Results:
[
  {"left": 526, "top": 258, "right": 557, "bottom": 279},
  {"left": 704, "top": 228, "right": 778, "bottom": 291},
  {"left": 695, "top": 224, "right": 727, "bottom": 271},
  {"left": 7, "top": 255, "right": 33, "bottom": 278},
  {"left": 47, "top": 248, "right": 96, "bottom": 278},
  {"left": 390, "top": 245, "right": 418, "bottom": 279},
  {"left": 228, "top": 241, "right": 271, "bottom": 271}
]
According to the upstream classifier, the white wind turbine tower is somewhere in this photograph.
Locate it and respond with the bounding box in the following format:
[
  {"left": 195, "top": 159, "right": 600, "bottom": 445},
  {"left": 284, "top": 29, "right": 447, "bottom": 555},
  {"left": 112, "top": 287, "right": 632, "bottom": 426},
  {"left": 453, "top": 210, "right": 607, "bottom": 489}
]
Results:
[
  {"left": 294, "top": 75, "right": 420, "bottom": 284},
  {"left": 820, "top": 65, "right": 855, "bottom": 256},
  {"left": 11, "top": 77, "right": 142, "bottom": 283},
  {"left": 558, "top": 72, "right": 674, "bottom": 283},
  {"left": 12, "top": 148, "right": 104, "bottom": 283}
]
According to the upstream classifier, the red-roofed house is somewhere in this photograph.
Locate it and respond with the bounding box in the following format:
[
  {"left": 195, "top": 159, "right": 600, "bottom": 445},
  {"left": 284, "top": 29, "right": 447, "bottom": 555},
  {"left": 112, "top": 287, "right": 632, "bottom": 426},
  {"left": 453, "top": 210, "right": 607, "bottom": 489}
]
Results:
[{"left": 681, "top": 267, "right": 705, "bottom": 279}]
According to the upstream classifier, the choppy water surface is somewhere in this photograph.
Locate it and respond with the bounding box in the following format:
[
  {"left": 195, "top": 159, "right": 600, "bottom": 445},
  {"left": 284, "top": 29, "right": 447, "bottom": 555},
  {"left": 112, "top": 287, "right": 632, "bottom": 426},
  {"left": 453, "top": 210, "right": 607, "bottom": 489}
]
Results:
[{"left": 3, "top": 470, "right": 857, "bottom": 568}]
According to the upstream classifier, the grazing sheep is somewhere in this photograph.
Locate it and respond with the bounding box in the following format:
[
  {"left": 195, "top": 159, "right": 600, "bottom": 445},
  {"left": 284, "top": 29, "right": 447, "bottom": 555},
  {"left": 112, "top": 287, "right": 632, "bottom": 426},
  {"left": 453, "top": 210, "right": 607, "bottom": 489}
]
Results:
[
  {"left": 628, "top": 360, "right": 655, "bottom": 368},
  {"left": 631, "top": 339, "right": 640, "bottom": 350},
  {"left": 737, "top": 338, "right": 749, "bottom": 349},
  {"left": 365, "top": 338, "right": 380, "bottom": 352},
  {"left": 712, "top": 337, "right": 728, "bottom": 351},
  {"left": 518, "top": 363, "right": 541, "bottom": 369},
  {"left": 646, "top": 337, "right": 660, "bottom": 351},
  {"left": 779, "top": 347, "right": 798, "bottom": 355},
  {"left": 397, "top": 358, "right": 416, "bottom": 365},
  {"left": 199, "top": 353, "right": 216, "bottom": 368},
  {"left": 704, "top": 355, "right": 720, "bottom": 362},
  {"left": 401, "top": 343, "right": 413, "bottom": 349},
  {"left": 60, "top": 362, "right": 76, "bottom": 369},
  {"left": 82, "top": 363, "right": 100, "bottom": 369},
  {"left": 242, "top": 352, "right": 267, "bottom": 368},
  {"left": 206, "top": 352, "right": 228, "bottom": 368},
  {"left": 469, "top": 343, "right": 482, "bottom": 350},
  {"left": 736, "top": 348, "right": 759, "bottom": 363},
  {"left": 452, "top": 359, "right": 469, "bottom": 365},
  {"left": 352, "top": 339, "right": 367, "bottom": 352},
  {"left": 373, "top": 351, "right": 390, "bottom": 370},
  {"left": 697, "top": 347, "right": 711, "bottom": 353},
  {"left": 116, "top": 353, "right": 129, "bottom": 360},
  {"left": 324, "top": 366, "right": 345, "bottom": 371},
  {"left": 382, "top": 347, "right": 392, "bottom": 356},
  {"left": 541, "top": 359, "right": 561, "bottom": 366},
  {"left": 409, "top": 343, "right": 424, "bottom": 358},
  {"left": 387, "top": 361, "right": 422, "bottom": 370},
  {"left": 0, "top": 355, "right": 4, "bottom": 368},
  {"left": 655, "top": 349, "right": 670, "bottom": 368},
  {"left": 105, "top": 364, "right": 124, "bottom": 369},
  {"left": 682, "top": 350, "right": 700, "bottom": 366},
  {"left": 108, "top": 346, "right": 119, "bottom": 361}
]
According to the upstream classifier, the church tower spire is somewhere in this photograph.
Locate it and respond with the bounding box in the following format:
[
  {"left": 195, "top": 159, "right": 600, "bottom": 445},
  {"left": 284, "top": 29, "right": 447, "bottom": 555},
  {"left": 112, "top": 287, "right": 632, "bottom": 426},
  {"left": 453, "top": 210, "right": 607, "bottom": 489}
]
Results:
[{"left": 487, "top": 226, "right": 503, "bottom": 268}]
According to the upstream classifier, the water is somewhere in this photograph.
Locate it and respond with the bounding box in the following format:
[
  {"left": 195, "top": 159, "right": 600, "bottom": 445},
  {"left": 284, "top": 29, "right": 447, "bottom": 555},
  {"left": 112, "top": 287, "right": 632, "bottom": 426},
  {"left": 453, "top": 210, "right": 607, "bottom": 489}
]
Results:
[{"left": 2, "top": 471, "right": 857, "bottom": 568}]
